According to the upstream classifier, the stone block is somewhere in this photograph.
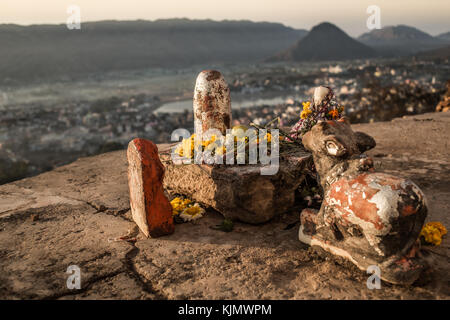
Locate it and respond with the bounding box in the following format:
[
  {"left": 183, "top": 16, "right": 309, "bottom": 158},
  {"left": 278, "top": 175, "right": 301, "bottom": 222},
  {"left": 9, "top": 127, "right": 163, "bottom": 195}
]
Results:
[
  {"left": 159, "top": 144, "right": 311, "bottom": 224},
  {"left": 127, "top": 138, "right": 174, "bottom": 237}
]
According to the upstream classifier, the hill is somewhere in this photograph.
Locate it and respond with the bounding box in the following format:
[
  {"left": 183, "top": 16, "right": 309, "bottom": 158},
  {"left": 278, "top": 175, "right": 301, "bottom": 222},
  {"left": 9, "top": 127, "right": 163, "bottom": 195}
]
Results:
[
  {"left": 437, "top": 31, "right": 450, "bottom": 42},
  {"left": 0, "top": 19, "right": 307, "bottom": 83},
  {"left": 416, "top": 45, "right": 450, "bottom": 60},
  {"left": 270, "top": 22, "right": 376, "bottom": 62},
  {"left": 358, "top": 25, "right": 447, "bottom": 56}
]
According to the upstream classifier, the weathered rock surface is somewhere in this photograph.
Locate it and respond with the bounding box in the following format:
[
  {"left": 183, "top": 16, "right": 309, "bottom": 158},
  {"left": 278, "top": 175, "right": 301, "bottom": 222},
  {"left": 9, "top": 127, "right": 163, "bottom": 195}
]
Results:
[
  {"left": 160, "top": 144, "right": 310, "bottom": 224},
  {"left": 0, "top": 112, "right": 449, "bottom": 299}
]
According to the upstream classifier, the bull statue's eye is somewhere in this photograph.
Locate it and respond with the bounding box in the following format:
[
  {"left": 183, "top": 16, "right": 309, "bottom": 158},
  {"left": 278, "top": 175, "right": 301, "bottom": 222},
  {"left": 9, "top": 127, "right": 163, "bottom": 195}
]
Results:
[{"left": 326, "top": 141, "right": 339, "bottom": 156}]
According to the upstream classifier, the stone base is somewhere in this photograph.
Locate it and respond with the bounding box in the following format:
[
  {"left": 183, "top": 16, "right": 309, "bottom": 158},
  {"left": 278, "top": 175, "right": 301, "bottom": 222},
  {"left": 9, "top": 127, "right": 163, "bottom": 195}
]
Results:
[{"left": 159, "top": 144, "right": 311, "bottom": 224}]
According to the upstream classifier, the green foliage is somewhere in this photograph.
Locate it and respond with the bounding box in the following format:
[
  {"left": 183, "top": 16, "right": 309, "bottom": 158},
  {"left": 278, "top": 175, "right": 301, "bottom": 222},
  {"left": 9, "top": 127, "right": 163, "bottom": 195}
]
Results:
[
  {"left": 0, "top": 159, "right": 29, "bottom": 185},
  {"left": 212, "top": 218, "right": 234, "bottom": 232},
  {"left": 98, "top": 141, "right": 124, "bottom": 154},
  {"left": 91, "top": 96, "right": 121, "bottom": 113}
]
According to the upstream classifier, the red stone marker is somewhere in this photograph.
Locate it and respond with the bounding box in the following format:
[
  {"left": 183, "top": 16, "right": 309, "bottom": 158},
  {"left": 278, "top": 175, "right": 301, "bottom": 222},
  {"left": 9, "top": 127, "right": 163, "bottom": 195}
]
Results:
[{"left": 127, "top": 138, "right": 174, "bottom": 238}]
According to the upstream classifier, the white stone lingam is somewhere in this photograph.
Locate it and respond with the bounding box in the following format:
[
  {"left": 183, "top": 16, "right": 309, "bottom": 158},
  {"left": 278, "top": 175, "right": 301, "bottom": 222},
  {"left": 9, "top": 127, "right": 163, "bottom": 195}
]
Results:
[
  {"left": 193, "top": 70, "right": 232, "bottom": 137},
  {"left": 313, "top": 86, "right": 330, "bottom": 106}
]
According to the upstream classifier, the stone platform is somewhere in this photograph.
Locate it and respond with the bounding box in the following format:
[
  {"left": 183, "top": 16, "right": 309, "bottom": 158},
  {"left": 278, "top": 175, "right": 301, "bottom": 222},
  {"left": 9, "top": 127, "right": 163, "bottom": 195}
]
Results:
[
  {"left": 0, "top": 112, "right": 449, "bottom": 299},
  {"left": 159, "top": 144, "right": 311, "bottom": 224}
]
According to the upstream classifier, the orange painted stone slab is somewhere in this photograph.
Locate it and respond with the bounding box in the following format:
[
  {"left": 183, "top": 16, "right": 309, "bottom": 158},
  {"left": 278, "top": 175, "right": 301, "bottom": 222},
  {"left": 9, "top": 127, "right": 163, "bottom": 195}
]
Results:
[{"left": 127, "top": 138, "right": 174, "bottom": 238}]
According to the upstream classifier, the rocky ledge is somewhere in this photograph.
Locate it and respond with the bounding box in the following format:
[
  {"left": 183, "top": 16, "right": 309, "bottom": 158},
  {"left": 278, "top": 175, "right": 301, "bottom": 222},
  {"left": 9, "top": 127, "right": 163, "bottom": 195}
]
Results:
[{"left": 0, "top": 112, "right": 449, "bottom": 299}]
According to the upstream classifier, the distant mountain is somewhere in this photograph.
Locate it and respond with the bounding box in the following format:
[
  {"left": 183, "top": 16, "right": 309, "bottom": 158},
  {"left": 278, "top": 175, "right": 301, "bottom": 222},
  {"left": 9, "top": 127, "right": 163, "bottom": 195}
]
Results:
[
  {"left": 0, "top": 19, "right": 307, "bottom": 82},
  {"left": 436, "top": 31, "right": 450, "bottom": 42},
  {"left": 358, "top": 25, "right": 447, "bottom": 55},
  {"left": 416, "top": 45, "right": 450, "bottom": 60},
  {"left": 270, "top": 22, "right": 376, "bottom": 62}
]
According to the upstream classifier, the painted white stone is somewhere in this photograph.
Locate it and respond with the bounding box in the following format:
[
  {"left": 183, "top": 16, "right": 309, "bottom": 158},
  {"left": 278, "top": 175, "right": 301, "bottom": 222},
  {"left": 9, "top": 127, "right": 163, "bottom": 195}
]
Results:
[
  {"left": 193, "top": 70, "right": 232, "bottom": 138},
  {"left": 313, "top": 86, "right": 330, "bottom": 105}
]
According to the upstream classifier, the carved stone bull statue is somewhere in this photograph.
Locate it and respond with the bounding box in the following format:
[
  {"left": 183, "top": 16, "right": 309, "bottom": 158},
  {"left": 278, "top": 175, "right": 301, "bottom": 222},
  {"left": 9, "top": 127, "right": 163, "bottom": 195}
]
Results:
[{"left": 299, "top": 117, "right": 428, "bottom": 285}]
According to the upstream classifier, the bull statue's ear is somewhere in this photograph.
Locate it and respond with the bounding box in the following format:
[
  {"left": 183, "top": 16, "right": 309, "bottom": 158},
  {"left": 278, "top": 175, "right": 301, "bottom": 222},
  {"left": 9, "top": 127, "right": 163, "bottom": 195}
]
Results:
[
  {"left": 325, "top": 139, "right": 346, "bottom": 157},
  {"left": 338, "top": 117, "right": 351, "bottom": 125},
  {"left": 354, "top": 131, "right": 376, "bottom": 153},
  {"left": 316, "top": 120, "right": 329, "bottom": 130}
]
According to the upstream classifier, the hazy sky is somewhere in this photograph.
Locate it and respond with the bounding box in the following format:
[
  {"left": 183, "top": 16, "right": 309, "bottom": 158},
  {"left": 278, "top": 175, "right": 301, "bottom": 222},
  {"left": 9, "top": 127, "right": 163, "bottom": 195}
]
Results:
[{"left": 1, "top": 0, "right": 449, "bottom": 36}]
